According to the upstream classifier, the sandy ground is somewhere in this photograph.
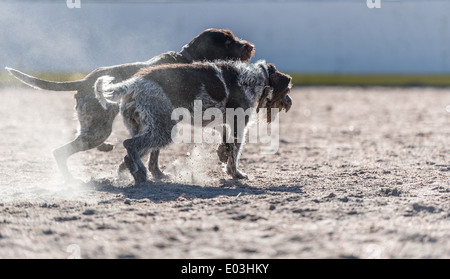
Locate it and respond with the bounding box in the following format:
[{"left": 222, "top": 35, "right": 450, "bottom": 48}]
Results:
[{"left": 0, "top": 86, "right": 449, "bottom": 259}]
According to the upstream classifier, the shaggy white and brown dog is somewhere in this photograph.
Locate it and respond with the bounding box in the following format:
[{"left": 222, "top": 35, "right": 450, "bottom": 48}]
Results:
[{"left": 94, "top": 60, "right": 292, "bottom": 185}]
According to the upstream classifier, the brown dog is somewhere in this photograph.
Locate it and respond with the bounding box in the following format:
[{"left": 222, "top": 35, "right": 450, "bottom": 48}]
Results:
[{"left": 6, "top": 29, "right": 254, "bottom": 183}]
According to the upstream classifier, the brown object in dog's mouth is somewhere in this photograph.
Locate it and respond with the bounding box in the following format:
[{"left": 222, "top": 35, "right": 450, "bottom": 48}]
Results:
[
  {"left": 265, "top": 91, "right": 293, "bottom": 122},
  {"left": 279, "top": 94, "right": 292, "bottom": 112},
  {"left": 269, "top": 87, "right": 292, "bottom": 111}
]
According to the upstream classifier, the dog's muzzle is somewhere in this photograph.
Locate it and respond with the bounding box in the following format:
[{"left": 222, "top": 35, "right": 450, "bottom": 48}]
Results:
[{"left": 241, "top": 42, "right": 255, "bottom": 62}]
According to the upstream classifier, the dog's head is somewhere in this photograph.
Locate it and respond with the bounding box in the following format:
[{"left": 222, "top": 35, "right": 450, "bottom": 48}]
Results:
[
  {"left": 258, "top": 63, "right": 293, "bottom": 122},
  {"left": 182, "top": 28, "right": 255, "bottom": 62}
]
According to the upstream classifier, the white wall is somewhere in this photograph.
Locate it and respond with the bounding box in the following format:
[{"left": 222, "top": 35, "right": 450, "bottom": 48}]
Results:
[{"left": 1, "top": 0, "right": 450, "bottom": 73}]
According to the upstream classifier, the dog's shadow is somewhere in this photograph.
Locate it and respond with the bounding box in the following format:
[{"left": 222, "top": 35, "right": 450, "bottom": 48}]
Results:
[{"left": 85, "top": 178, "right": 304, "bottom": 203}]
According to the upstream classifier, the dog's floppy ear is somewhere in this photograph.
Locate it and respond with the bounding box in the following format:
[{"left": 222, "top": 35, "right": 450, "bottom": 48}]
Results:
[{"left": 268, "top": 64, "right": 292, "bottom": 96}]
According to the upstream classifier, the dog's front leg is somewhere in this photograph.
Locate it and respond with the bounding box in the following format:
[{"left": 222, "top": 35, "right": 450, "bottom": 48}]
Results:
[
  {"left": 225, "top": 141, "right": 248, "bottom": 179},
  {"left": 217, "top": 125, "right": 229, "bottom": 163},
  {"left": 223, "top": 116, "right": 248, "bottom": 179}
]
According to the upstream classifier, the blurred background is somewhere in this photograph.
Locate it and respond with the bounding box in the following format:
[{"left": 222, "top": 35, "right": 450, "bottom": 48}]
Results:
[{"left": 2, "top": 0, "right": 450, "bottom": 85}]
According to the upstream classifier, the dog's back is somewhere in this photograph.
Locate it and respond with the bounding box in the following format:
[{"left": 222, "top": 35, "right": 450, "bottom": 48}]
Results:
[
  {"left": 135, "top": 63, "right": 229, "bottom": 108},
  {"left": 96, "top": 62, "right": 237, "bottom": 110}
]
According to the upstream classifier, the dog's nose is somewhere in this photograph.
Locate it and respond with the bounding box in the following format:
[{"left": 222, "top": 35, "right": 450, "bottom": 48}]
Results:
[{"left": 245, "top": 44, "right": 254, "bottom": 52}]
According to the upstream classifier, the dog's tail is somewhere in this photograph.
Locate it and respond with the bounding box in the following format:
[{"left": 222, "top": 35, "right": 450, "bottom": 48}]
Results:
[
  {"left": 94, "top": 75, "right": 132, "bottom": 110},
  {"left": 5, "top": 67, "right": 84, "bottom": 91}
]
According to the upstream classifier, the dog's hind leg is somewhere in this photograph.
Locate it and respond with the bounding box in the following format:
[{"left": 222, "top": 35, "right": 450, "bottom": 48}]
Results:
[
  {"left": 53, "top": 99, "right": 117, "bottom": 183},
  {"left": 122, "top": 137, "right": 151, "bottom": 185},
  {"left": 56, "top": 93, "right": 119, "bottom": 182},
  {"left": 117, "top": 149, "right": 167, "bottom": 180},
  {"left": 53, "top": 142, "right": 79, "bottom": 183},
  {"left": 122, "top": 128, "right": 172, "bottom": 185},
  {"left": 148, "top": 150, "right": 169, "bottom": 180},
  {"left": 53, "top": 134, "right": 105, "bottom": 183},
  {"left": 117, "top": 148, "right": 161, "bottom": 179},
  {"left": 123, "top": 154, "right": 148, "bottom": 184}
]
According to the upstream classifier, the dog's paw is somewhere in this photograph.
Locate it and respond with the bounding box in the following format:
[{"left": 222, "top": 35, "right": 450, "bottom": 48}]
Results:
[
  {"left": 234, "top": 170, "right": 248, "bottom": 180},
  {"left": 151, "top": 170, "right": 170, "bottom": 181},
  {"left": 134, "top": 179, "right": 152, "bottom": 187},
  {"left": 132, "top": 171, "right": 148, "bottom": 185},
  {"left": 227, "top": 168, "right": 248, "bottom": 180},
  {"left": 97, "top": 142, "right": 114, "bottom": 152}
]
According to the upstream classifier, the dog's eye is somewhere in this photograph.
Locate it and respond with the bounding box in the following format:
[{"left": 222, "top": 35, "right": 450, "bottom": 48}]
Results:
[
  {"left": 225, "top": 36, "right": 233, "bottom": 45},
  {"left": 224, "top": 35, "right": 235, "bottom": 44}
]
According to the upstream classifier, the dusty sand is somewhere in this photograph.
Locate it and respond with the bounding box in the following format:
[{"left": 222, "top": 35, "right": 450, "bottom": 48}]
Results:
[{"left": 0, "top": 86, "right": 449, "bottom": 259}]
